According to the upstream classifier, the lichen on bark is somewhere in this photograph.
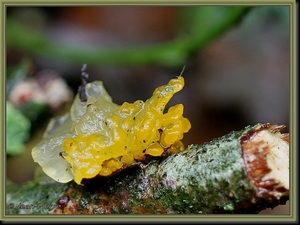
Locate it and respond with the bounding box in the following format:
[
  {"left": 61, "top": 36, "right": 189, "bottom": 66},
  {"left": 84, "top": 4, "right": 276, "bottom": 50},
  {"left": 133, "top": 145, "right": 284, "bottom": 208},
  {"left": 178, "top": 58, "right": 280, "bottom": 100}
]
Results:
[{"left": 6, "top": 123, "right": 289, "bottom": 214}]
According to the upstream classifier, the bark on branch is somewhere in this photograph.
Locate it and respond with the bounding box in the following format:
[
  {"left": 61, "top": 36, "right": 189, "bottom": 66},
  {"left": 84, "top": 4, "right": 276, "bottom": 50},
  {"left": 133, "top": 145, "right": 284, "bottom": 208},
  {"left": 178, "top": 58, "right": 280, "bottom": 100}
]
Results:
[{"left": 6, "top": 123, "right": 289, "bottom": 214}]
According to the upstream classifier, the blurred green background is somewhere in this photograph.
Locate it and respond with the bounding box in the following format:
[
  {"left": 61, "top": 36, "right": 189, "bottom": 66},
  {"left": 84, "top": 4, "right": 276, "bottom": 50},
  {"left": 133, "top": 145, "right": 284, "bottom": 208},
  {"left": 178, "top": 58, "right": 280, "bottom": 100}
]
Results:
[{"left": 5, "top": 6, "right": 290, "bottom": 214}]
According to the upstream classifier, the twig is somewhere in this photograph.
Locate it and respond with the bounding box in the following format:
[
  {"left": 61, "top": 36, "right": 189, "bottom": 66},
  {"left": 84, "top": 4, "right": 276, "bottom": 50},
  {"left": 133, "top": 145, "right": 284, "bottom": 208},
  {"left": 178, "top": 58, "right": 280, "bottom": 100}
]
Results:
[
  {"left": 6, "top": 123, "right": 288, "bottom": 214},
  {"left": 78, "top": 64, "right": 89, "bottom": 102}
]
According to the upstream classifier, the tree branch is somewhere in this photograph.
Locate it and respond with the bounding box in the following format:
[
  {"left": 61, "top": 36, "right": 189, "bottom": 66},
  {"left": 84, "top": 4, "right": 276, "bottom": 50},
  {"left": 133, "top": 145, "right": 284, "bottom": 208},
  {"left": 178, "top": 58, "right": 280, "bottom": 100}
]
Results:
[
  {"left": 6, "top": 123, "right": 289, "bottom": 214},
  {"left": 6, "top": 7, "right": 251, "bottom": 67}
]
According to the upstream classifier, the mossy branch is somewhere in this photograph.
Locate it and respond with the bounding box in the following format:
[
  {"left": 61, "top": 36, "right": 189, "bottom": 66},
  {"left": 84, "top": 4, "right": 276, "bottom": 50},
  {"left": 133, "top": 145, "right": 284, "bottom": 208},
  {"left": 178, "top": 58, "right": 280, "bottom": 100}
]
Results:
[{"left": 6, "top": 123, "right": 289, "bottom": 214}]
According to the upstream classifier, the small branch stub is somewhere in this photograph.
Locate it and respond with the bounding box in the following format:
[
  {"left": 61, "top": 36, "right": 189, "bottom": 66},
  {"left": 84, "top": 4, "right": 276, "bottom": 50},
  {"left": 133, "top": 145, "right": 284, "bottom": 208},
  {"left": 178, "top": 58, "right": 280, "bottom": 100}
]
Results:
[{"left": 78, "top": 64, "right": 89, "bottom": 102}]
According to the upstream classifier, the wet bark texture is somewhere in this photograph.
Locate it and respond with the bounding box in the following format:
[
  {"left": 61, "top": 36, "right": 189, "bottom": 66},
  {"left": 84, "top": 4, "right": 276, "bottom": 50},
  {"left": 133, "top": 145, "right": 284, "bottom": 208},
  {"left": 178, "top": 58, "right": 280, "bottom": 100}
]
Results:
[{"left": 6, "top": 123, "right": 289, "bottom": 214}]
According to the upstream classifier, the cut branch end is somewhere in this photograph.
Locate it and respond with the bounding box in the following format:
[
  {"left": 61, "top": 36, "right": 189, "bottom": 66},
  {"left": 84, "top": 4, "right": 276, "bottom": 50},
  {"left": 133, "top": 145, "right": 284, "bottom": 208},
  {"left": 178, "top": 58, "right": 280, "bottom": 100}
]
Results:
[{"left": 241, "top": 123, "right": 289, "bottom": 201}]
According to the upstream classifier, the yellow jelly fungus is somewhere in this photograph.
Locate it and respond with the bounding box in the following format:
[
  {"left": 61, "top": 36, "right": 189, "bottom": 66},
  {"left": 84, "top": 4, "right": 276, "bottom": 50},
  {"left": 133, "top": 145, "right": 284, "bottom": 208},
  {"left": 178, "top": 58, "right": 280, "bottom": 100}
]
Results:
[
  {"left": 32, "top": 74, "right": 191, "bottom": 185},
  {"left": 145, "top": 142, "right": 165, "bottom": 156},
  {"left": 61, "top": 75, "right": 191, "bottom": 184},
  {"left": 62, "top": 134, "right": 127, "bottom": 183},
  {"left": 121, "top": 154, "right": 135, "bottom": 164},
  {"left": 169, "top": 140, "right": 185, "bottom": 154}
]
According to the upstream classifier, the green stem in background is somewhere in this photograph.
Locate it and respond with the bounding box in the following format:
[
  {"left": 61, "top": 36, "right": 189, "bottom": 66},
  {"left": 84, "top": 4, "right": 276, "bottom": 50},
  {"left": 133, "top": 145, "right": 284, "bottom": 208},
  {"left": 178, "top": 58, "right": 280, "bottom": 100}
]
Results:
[
  {"left": 6, "top": 123, "right": 289, "bottom": 214},
  {"left": 6, "top": 7, "right": 251, "bottom": 67}
]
